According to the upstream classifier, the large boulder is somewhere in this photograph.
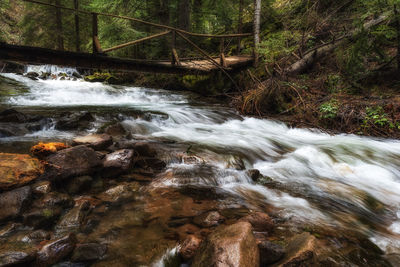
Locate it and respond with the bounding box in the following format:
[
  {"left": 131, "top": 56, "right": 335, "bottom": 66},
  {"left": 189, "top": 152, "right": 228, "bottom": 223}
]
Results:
[
  {"left": 71, "top": 243, "right": 107, "bottom": 262},
  {"left": 45, "top": 145, "right": 102, "bottom": 180},
  {"left": 103, "top": 149, "right": 134, "bottom": 175},
  {"left": 258, "top": 241, "right": 285, "bottom": 265},
  {"left": 193, "top": 211, "right": 224, "bottom": 228},
  {"left": 0, "top": 109, "right": 28, "bottom": 123},
  {"left": 55, "top": 112, "right": 95, "bottom": 131},
  {"left": 0, "top": 153, "right": 44, "bottom": 191},
  {"left": 0, "top": 186, "right": 32, "bottom": 222},
  {"left": 35, "top": 234, "right": 77, "bottom": 267},
  {"left": 239, "top": 212, "right": 274, "bottom": 233},
  {"left": 179, "top": 235, "right": 202, "bottom": 261},
  {"left": 274, "top": 232, "right": 316, "bottom": 266},
  {"left": 72, "top": 134, "right": 113, "bottom": 151},
  {"left": 0, "top": 123, "right": 29, "bottom": 137},
  {"left": 192, "top": 221, "right": 259, "bottom": 267}
]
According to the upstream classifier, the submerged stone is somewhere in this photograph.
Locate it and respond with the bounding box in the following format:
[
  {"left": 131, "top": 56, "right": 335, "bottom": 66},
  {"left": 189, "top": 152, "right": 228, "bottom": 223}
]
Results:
[
  {"left": 239, "top": 212, "right": 274, "bottom": 233},
  {"left": 0, "top": 153, "right": 44, "bottom": 191},
  {"left": 193, "top": 211, "right": 223, "bottom": 228},
  {"left": 71, "top": 243, "right": 107, "bottom": 262},
  {"left": 192, "top": 221, "right": 259, "bottom": 267},
  {"left": 258, "top": 241, "right": 285, "bottom": 265}
]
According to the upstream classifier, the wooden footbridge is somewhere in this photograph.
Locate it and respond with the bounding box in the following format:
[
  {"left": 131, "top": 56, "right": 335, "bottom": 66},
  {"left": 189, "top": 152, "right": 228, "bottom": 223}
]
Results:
[{"left": 0, "top": 0, "right": 255, "bottom": 75}]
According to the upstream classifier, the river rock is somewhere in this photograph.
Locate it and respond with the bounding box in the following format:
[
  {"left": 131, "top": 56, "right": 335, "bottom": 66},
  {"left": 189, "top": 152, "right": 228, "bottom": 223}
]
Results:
[
  {"left": 247, "top": 169, "right": 261, "bottom": 182},
  {"left": 258, "top": 241, "right": 285, "bottom": 265},
  {"left": 239, "top": 212, "right": 274, "bottom": 233},
  {"left": 45, "top": 145, "right": 102, "bottom": 180},
  {"left": 98, "top": 183, "right": 139, "bottom": 204},
  {"left": 104, "top": 122, "right": 127, "bottom": 137},
  {"left": 274, "top": 232, "right": 316, "bottom": 266},
  {"left": 0, "top": 153, "right": 44, "bottom": 191},
  {"left": 31, "top": 142, "right": 69, "bottom": 159},
  {"left": 56, "top": 201, "right": 90, "bottom": 234},
  {"left": 55, "top": 112, "right": 95, "bottom": 131},
  {"left": 37, "top": 192, "right": 74, "bottom": 209},
  {"left": 103, "top": 149, "right": 134, "bottom": 175},
  {"left": 193, "top": 211, "right": 224, "bottom": 228},
  {"left": 72, "top": 134, "right": 113, "bottom": 151},
  {"left": 0, "top": 223, "right": 23, "bottom": 238},
  {"left": 23, "top": 206, "right": 63, "bottom": 229},
  {"left": 0, "top": 123, "right": 29, "bottom": 137},
  {"left": 134, "top": 157, "right": 166, "bottom": 171},
  {"left": 32, "top": 181, "right": 52, "bottom": 195},
  {"left": 0, "top": 109, "right": 28, "bottom": 123},
  {"left": 36, "top": 233, "right": 77, "bottom": 267},
  {"left": 179, "top": 235, "right": 202, "bottom": 261},
  {"left": 0, "top": 186, "right": 32, "bottom": 222},
  {"left": 0, "top": 249, "right": 37, "bottom": 267},
  {"left": 227, "top": 156, "right": 245, "bottom": 170},
  {"left": 192, "top": 221, "right": 259, "bottom": 267},
  {"left": 66, "top": 176, "right": 93, "bottom": 195},
  {"left": 71, "top": 243, "right": 107, "bottom": 262},
  {"left": 21, "top": 230, "right": 51, "bottom": 244}
]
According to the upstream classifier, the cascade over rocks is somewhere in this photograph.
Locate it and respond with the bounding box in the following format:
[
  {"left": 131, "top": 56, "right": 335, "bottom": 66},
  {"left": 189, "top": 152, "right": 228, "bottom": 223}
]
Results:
[
  {"left": 192, "top": 221, "right": 259, "bottom": 267},
  {"left": 44, "top": 145, "right": 102, "bottom": 180},
  {"left": 0, "top": 153, "right": 44, "bottom": 191}
]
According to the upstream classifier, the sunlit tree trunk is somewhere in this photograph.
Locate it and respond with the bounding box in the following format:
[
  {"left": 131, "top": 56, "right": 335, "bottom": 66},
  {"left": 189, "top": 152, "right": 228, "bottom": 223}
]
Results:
[
  {"left": 253, "top": 0, "right": 261, "bottom": 65},
  {"left": 237, "top": 0, "right": 244, "bottom": 54}
]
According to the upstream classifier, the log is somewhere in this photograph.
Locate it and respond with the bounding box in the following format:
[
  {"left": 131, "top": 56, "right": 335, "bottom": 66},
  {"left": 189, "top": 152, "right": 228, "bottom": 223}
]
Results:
[{"left": 285, "top": 13, "right": 390, "bottom": 76}]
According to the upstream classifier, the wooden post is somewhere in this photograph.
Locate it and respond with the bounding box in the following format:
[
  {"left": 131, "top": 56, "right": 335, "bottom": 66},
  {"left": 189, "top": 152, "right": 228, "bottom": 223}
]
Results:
[
  {"left": 74, "top": 0, "right": 80, "bottom": 52},
  {"left": 171, "top": 31, "right": 181, "bottom": 65},
  {"left": 220, "top": 38, "right": 227, "bottom": 67},
  {"left": 55, "top": 0, "right": 64, "bottom": 51},
  {"left": 92, "top": 13, "right": 102, "bottom": 53}
]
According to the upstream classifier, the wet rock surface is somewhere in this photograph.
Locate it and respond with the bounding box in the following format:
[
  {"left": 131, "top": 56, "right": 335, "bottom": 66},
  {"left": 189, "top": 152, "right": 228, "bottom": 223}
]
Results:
[
  {"left": 0, "top": 153, "right": 44, "bottom": 191},
  {"left": 103, "top": 149, "right": 135, "bottom": 175},
  {"left": 258, "top": 241, "right": 285, "bottom": 265},
  {"left": 0, "top": 186, "right": 32, "bottom": 222},
  {"left": 36, "top": 234, "right": 77, "bottom": 267},
  {"left": 71, "top": 243, "right": 107, "bottom": 262},
  {"left": 72, "top": 134, "right": 113, "bottom": 151},
  {"left": 55, "top": 112, "right": 95, "bottom": 131},
  {"left": 45, "top": 145, "right": 102, "bottom": 180},
  {"left": 192, "top": 221, "right": 259, "bottom": 267}
]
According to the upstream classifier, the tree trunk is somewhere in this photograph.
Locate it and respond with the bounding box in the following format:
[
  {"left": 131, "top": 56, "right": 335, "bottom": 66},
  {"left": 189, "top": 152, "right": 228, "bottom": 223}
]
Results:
[
  {"left": 178, "top": 0, "right": 191, "bottom": 31},
  {"left": 237, "top": 0, "right": 244, "bottom": 54},
  {"left": 54, "top": 0, "right": 64, "bottom": 51},
  {"left": 159, "top": 0, "right": 170, "bottom": 26},
  {"left": 394, "top": 4, "right": 400, "bottom": 71},
  {"left": 253, "top": 0, "right": 261, "bottom": 66},
  {"left": 193, "top": 0, "right": 203, "bottom": 32},
  {"left": 285, "top": 13, "right": 389, "bottom": 76}
]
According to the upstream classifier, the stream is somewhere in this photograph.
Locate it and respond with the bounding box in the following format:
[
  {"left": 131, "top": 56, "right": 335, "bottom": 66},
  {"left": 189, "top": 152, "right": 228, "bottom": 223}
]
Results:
[{"left": 1, "top": 65, "right": 400, "bottom": 266}]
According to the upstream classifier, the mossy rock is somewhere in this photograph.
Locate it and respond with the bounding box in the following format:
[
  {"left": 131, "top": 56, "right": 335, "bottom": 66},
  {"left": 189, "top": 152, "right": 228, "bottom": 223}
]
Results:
[{"left": 84, "top": 72, "right": 120, "bottom": 84}]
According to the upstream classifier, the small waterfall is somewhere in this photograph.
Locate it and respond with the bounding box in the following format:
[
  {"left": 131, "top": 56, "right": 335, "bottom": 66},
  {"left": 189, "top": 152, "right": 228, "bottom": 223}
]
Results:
[{"left": 25, "top": 64, "right": 79, "bottom": 76}]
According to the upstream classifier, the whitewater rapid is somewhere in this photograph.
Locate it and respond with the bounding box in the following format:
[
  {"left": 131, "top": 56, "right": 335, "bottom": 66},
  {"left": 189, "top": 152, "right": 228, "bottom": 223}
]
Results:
[{"left": 2, "top": 68, "right": 400, "bottom": 254}]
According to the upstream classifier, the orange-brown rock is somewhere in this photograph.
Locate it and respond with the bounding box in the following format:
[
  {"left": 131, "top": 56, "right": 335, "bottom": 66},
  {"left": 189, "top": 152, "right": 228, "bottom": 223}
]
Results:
[
  {"left": 179, "top": 235, "right": 202, "bottom": 260},
  {"left": 30, "top": 142, "right": 69, "bottom": 159},
  {"left": 0, "top": 153, "right": 44, "bottom": 191},
  {"left": 192, "top": 221, "right": 259, "bottom": 267},
  {"left": 240, "top": 211, "right": 274, "bottom": 233}
]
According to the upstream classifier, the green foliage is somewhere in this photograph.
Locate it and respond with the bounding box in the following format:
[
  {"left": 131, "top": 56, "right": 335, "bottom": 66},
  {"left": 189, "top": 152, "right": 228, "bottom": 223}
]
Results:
[
  {"left": 257, "top": 31, "right": 300, "bottom": 63},
  {"left": 362, "top": 106, "right": 396, "bottom": 128},
  {"left": 325, "top": 75, "right": 342, "bottom": 93},
  {"left": 320, "top": 99, "right": 339, "bottom": 119}
]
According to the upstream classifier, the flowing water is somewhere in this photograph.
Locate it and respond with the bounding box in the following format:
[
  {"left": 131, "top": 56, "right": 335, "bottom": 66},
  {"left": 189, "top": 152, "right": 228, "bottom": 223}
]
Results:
[{"left": 1, "top": 66, "right": 400, "bottom": 265}]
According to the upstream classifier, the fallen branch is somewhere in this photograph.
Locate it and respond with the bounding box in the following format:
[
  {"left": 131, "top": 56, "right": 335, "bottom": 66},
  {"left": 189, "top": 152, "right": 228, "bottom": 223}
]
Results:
[{"left": 285, "top": 13, "right": 390, "bottom": 76}]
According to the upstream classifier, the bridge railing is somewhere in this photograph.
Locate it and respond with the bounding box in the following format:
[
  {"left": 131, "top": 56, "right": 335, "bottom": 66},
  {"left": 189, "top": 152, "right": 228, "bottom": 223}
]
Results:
[{"left": 22, "top": 0, "right": 253, "bottom": 70}]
